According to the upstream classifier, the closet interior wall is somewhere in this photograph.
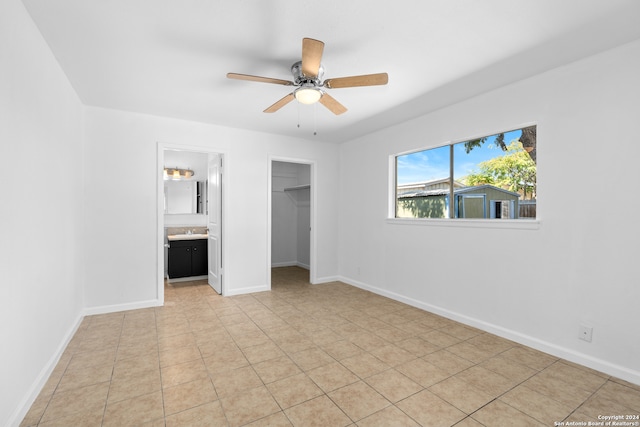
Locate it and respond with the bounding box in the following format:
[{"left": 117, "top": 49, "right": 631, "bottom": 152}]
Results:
[{"left": 271, "top": 161, "right": 311, "bottom": 270}]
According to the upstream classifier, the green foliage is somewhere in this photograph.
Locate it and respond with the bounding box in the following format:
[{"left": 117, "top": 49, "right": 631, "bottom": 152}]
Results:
[
  {"left": 465, "top": 141, "right": 536, "bottom": 199},
  {"left": 397, "top": 196, "right": 447, "bottom": 218},
  {"left": 464, "top": 138, "right": 486, "bottom": 153},
  {"left": 465, "top": 126, "right": 536, "bottom": 164},
  {"left": 464, "top": 133, "right": 507, "bottom": 154},
  {"left": 463, "top": 170, "right": 495, "bottom": 186}
]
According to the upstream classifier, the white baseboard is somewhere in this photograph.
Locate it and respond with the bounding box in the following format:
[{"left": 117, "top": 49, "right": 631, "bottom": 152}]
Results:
[
  {"left": 313, "top": 275, "right": 341, "bottom": 284},
  {"left": 83, "top": 299, "right": 162, "bottom": 316},
  {"left": 8, "top": 312, "right": 84, "bottom": 427},
  {"left": 339, "top": 275, "right": 640, "bottom": 386},
  {"left": 271, "top": 261, "right": 297, "bottom": 268},
  {"left": 271, "top": 261, "right": 309, "bottom": 269}
]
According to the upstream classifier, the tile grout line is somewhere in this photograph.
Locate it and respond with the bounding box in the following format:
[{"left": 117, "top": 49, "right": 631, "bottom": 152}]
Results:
[{"left": 99, "top": 313, "right": 124, "bottom": 427}]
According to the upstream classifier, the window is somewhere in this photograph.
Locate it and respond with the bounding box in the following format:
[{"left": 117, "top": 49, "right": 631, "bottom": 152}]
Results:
[{"left": 395, "top": 126, "right": 536, "bottom": 220}]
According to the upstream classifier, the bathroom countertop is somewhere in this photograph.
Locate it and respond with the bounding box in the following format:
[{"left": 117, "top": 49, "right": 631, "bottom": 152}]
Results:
[{"left": 168, "top": 233, "right": 208, "bottom": 241}]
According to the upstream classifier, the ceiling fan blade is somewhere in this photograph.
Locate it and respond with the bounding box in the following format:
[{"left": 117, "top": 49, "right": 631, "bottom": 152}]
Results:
[
  {"left": 264, "top": 93, "right": 295, "bottom": 113},
  {"left": 318, "top": 93, "right": 347, "bottom": 115},
  {"left": 301, "top": 38, "right": 324, "bottom": 78},
  {"left": 227, "top": 73, "right": 293, "bottom": 86},
  {"left": 323, "top": 73, "right": 388, "bottom": 89}
]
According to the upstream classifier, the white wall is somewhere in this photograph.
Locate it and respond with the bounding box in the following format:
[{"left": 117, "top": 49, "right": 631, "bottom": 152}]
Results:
[
  {"left": 338, "top": 39, "right": 640, "bottom": 384},
  {"left": 83, "top": 107, "right": 340, "bottom": 306},
  {"left": 0, "top": 0, "right": 85, "bottom": 425}
]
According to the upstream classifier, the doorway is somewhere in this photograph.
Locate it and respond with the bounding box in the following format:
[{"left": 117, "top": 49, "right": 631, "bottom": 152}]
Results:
[
  {"left": 269, "top": 159, "right": 314, "bottom": 287},
  {"left": 157, "top": 144, "right": 224, "bottom": 302}
]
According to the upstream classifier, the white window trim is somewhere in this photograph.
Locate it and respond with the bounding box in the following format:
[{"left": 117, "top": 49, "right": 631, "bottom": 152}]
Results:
[{"left": 386, "top": 217, "right": 540, "bottom": 230}]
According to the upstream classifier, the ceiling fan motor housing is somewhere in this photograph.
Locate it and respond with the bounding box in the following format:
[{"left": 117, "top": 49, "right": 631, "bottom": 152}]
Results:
[{"left": 291, "top": 61, "right": 324, "bottom": 86}]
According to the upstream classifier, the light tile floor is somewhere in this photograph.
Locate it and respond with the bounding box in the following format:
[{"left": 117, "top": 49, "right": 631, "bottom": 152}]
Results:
[{"left": 22, "top": 267, "right": 640, "bottom": 426}]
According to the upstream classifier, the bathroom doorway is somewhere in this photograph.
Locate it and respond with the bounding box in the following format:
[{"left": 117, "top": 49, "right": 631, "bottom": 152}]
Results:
[
  {"left": 157, "top": 144, "right": 225, "bottom": 301},
  {"left": 268, "top": 158, "right": 314, "bottom": 288}
]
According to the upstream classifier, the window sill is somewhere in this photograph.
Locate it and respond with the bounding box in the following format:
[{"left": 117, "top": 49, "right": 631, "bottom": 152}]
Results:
[{"left": 386, "top": 217, "right": 541, "bottom": 230}]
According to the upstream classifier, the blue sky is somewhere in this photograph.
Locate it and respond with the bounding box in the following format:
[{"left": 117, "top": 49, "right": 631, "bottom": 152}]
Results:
[{"left": 397, "top": 129, "right": 521, "bottom": 185}]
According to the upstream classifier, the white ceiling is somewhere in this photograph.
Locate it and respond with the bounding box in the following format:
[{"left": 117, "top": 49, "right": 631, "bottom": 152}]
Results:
[{"left": 22, "top": 0, "right": 640, "bottom": 143}]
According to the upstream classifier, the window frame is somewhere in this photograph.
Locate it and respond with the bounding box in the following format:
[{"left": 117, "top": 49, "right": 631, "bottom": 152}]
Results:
[{"left": 388, "top": 124, "right": 540, "bottom": 230}]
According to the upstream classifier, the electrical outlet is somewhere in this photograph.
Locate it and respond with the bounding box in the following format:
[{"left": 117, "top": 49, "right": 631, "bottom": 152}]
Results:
[{"left": 579, "top": 324, "right": 593, "bottom": 342}]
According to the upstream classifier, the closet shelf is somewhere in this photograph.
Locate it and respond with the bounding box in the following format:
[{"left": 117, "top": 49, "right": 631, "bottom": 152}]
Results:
[{"left": 284, "top": 184, "right": 310, "bottom": 192}]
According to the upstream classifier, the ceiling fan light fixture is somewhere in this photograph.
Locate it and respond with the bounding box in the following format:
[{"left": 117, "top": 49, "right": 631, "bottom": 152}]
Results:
[{"left": 294, "top": 86, "right": 322, "bottom": 105}]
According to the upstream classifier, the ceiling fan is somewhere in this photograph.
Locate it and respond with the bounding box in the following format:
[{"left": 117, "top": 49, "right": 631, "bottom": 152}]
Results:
[{"left": 227, "top": 38, "right": 388, "bottom": 115}]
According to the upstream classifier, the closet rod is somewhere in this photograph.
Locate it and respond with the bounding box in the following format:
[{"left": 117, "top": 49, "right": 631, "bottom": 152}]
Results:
[{"left": 283, "top": 184, "right": 310, "bottom": 192}]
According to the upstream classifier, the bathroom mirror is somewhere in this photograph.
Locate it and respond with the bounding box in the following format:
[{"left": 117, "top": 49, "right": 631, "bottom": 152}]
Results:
[{"left": 164, "top": 180, "right": 207, "bottom": 214}]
